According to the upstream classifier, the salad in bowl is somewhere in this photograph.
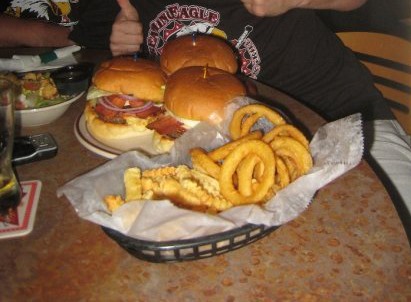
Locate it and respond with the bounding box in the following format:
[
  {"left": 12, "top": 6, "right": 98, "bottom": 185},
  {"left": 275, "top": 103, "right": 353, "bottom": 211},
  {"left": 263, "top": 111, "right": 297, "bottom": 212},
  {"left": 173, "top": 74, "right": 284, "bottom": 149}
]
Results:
[
  {"left": 0, "top": 71, "right": 86, "bottom": 127},
  {"left": 16, "top": 72, "right": 74, "bottom": 110}
]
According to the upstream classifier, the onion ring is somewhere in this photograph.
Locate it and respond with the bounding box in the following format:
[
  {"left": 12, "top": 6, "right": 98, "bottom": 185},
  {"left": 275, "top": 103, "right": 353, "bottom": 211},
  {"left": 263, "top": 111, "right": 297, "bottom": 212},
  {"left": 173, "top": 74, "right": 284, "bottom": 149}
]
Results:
[
  {"left": 190, "top": 148, "right": 221, "bottom": 179},
  {"left": 263, "top": 124, "right": 309, "bottom": 150},
  {"left": 229, "top": 104, "right": 286, "bottom": 140},
  {"left": 236, "top": 154, "right": 262, "bottom": 197},
  {"left": 282, "top": 156, "right": 300, "bottom": 181},
  {"left": 208, "top": 131, "right": 263, "bottom": 162},
  {"left": 269, "top": 137, "right": 313, "bottom": 176},
  {"left": 275, "top": 157, "right": 290, "bottom": 188},
  {"left": 219, "top": 140, "right": 275, "bottom": 205},
  {"left": 239, "top": 112, "right": 263, "bottom": 137}
]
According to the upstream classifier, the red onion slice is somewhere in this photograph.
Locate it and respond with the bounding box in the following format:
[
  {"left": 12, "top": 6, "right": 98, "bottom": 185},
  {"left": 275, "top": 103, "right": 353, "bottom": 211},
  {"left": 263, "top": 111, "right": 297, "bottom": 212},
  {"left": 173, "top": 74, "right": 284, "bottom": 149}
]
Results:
[{"left": 98, "top": 96, "right": 154, "bottom": 113}]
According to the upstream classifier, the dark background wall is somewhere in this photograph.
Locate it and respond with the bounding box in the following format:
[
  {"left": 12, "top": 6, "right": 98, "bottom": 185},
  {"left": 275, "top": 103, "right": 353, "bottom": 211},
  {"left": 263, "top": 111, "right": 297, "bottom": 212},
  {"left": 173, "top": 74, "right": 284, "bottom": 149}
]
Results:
[{"left": 317, "top": 0, "right": 411, "bottom": 40}]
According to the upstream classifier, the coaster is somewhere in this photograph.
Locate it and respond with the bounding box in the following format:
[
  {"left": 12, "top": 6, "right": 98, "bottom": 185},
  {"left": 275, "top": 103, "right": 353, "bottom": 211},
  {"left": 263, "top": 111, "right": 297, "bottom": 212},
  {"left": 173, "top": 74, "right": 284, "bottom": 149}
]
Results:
[{"left": 0, "top": 180, "right": 42, "bottom": 239}]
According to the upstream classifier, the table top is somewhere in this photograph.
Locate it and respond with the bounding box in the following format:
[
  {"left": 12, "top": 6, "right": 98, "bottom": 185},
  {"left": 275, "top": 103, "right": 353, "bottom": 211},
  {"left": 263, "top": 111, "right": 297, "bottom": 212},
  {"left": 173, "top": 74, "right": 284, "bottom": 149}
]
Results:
[{"left": 1, "top": 49, "right": 410, "bottom": 301}]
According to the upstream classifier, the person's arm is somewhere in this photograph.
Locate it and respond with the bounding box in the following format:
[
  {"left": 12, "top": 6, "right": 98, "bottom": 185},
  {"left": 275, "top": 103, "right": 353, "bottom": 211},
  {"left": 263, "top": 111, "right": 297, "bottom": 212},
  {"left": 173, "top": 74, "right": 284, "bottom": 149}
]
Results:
[
  {"left": 241, "top": 0, "right": 367, "bottom": 17},
  {"left": 0, "top": 14, "right": 75, "bottom": 47},
  {"left": 293, "top": 0, "right": 367, "bottom": 11}
]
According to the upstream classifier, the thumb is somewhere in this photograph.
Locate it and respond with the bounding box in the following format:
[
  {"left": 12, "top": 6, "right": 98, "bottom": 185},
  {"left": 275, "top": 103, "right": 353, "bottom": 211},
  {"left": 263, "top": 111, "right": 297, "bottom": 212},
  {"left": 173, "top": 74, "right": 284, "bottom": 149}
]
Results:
[{"left": 116, "top": 0, "right": 139, "bottom": 21}]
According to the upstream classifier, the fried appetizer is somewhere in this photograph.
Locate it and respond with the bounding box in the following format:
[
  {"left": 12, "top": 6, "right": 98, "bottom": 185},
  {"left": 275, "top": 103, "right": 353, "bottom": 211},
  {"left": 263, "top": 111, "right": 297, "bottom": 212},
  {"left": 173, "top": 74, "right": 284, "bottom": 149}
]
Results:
[{"left": 104, "top": 165, "right": 233, "bottom": 214}]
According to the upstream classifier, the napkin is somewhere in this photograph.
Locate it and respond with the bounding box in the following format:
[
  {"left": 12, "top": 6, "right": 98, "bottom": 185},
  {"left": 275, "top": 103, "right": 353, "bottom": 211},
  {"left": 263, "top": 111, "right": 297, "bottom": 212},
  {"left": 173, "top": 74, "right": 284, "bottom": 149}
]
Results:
[
  {"left": 57, "top": 97, "right": 364, "bottom": 242},
  {"left": 0, "top": 45, "right": 81, "bottom": 72}
]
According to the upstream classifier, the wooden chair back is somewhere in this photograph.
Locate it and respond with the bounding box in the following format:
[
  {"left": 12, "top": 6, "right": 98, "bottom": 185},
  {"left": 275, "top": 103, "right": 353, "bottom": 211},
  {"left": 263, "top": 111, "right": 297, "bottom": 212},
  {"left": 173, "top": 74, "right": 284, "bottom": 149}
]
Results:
[{"left": 337, "top": 31, "right": 411, "bottom": 134}]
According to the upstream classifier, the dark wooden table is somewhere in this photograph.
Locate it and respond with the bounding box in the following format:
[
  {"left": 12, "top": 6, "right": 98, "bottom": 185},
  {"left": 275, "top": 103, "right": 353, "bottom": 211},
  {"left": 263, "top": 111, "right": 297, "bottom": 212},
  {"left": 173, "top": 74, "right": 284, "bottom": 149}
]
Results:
[{"left": 1, "top": 48, "right": 410, "bottom": 301}]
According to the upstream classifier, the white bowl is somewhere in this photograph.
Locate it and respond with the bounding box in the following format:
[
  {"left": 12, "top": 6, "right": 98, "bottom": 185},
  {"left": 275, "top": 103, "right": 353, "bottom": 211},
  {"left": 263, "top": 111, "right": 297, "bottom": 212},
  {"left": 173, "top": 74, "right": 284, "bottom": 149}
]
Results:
[{"left": 15, "top": 92, "right": 84, "bottom": 127}]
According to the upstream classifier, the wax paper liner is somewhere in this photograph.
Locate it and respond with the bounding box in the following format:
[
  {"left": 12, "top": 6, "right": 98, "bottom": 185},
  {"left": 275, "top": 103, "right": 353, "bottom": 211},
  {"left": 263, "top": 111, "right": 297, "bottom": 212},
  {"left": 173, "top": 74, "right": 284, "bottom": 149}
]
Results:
[{"left": 57, "top": 98, "right": 364, "bottom": 241}]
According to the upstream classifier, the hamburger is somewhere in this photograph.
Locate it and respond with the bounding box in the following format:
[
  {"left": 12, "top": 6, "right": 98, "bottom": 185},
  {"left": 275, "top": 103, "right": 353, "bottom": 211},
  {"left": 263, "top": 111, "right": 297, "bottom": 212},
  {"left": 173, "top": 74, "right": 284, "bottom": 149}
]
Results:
[
  {"left": 160, "top": 34, "right": 239, "bottom": 75},
  {"left": 85, "top": 57, "right": 167, "bottom": 151},
  {"left": 147, "top": 65, "right": 246, "bottom": 152}
]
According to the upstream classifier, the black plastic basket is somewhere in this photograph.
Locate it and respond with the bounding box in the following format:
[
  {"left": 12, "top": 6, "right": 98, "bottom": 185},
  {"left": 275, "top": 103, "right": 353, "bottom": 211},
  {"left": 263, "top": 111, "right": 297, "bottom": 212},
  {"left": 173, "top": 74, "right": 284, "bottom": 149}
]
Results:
[{"left": 102, "top": 224, "right": 279, "bottom": 263}]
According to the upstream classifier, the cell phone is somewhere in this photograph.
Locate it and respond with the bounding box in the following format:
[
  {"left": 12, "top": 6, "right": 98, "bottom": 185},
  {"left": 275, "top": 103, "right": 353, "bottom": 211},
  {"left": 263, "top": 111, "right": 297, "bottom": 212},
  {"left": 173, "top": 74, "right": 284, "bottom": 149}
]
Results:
[{"left": 12, "top": 133, "right": 58, "bottom": 166}]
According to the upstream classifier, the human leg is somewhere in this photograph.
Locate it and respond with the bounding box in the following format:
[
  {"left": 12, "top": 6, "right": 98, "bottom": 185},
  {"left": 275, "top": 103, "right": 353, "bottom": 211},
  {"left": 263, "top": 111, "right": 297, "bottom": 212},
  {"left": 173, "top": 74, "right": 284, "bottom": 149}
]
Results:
[{"left": 364, "top": 119, "right": 411, "bottom": 235}]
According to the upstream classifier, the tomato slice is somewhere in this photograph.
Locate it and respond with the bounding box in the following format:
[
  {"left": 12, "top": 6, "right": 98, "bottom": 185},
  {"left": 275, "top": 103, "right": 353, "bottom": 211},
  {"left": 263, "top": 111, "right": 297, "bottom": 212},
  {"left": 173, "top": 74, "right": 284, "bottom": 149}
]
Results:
[
  {"left": 23, "top": 81, "right": 41, "bottom": 91},
  {"left": 15, "top": 100, "right": 26, "bottom": 110}
]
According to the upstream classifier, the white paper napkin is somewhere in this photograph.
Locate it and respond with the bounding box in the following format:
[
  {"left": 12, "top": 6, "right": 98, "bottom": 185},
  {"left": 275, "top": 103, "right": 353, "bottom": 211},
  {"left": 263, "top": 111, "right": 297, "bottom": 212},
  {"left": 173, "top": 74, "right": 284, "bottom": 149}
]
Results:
[
  {"left": 0, "top": 45, "right": 80, "bottom": 72},
  {"left": 57, "top": 98, "right": 364, "bottom": 241}
]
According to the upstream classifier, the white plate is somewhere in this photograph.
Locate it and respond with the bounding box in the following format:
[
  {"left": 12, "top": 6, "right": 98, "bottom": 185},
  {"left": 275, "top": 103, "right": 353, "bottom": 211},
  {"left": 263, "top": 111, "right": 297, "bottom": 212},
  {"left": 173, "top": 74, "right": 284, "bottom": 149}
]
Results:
[{"left": 74, "top": 113, "right": 160, "bottom": 159}]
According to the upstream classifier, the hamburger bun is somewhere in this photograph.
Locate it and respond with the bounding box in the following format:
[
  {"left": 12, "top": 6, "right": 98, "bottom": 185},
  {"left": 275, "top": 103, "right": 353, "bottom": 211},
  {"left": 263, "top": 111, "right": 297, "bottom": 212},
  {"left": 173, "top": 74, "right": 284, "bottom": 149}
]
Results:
[
  {"left": 164, "top": 66, "right": 246, "bottom": 123},
  {"left": 92, "top": 57, "right": 166, "bottom": 102},
  {"left": 160, "top": 34, "right": 239, "bottom": 75},
  {"left": 149, "top": 66, "right": 246, "bottom": 153},
  {"left": 84, "top": 57, "right": 167, "bottom": 154}
]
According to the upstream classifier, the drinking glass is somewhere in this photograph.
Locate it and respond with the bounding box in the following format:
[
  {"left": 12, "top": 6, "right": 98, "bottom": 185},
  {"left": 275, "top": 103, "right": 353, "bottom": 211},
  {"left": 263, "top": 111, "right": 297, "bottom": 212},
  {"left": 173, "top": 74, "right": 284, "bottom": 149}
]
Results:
[{"left": 0, "top": 78, "right": 21, "bottom": 215}]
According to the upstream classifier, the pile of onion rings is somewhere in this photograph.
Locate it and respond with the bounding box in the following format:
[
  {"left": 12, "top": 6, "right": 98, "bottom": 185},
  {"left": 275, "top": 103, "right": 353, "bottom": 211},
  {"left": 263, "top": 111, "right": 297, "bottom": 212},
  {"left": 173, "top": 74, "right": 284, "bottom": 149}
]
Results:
[{"left": 189, "top": 103, "right": 313, "bottom": 206}]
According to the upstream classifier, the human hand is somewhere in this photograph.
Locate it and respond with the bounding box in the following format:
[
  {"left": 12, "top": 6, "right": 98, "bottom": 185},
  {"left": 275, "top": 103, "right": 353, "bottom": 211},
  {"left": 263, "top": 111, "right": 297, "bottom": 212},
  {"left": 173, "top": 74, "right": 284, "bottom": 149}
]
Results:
[
  {"left": 110, "top": 0, "right": 143, "bottom": 56},
  {"left": 240, "top": 0, "right": 295, "bottom": 17}
]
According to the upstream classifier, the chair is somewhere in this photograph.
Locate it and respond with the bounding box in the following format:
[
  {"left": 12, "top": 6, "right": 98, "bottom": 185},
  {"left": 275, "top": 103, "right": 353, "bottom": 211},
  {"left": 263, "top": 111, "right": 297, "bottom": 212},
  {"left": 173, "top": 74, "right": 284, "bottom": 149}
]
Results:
[{"left": 337, "top": 31, "right": 411, "bottom": 135}]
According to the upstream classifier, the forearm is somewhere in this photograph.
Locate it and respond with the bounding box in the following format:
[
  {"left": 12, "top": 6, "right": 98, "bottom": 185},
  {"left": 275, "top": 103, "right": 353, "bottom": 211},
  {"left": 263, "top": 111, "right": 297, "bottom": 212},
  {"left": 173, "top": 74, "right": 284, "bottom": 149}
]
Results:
[
  {"left": 295, "top": 0, "right": 367, "bottom": 11},
  {"left": 241, "top": 0, "right": 367, "bottom": 17},
  {"left": 0, "top": 14, "right": 75, "bottom": 47}
]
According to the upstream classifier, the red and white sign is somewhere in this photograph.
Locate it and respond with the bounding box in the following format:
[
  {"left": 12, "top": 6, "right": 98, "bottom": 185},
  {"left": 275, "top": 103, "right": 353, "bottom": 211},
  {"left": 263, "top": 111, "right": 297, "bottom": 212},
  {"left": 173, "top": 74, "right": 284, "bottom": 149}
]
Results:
[{"left": 0, "top": 180, "right": 42, "bottom": 239}]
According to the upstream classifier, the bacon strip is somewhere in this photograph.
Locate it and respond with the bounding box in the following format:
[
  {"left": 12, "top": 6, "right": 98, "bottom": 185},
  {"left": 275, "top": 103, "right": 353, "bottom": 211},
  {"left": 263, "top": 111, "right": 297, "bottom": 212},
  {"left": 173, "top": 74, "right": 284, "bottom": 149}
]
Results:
[
  {"left": 95, "top": 103, "right": 125, "bottom": 123},
  {"left": 147, "top": 116, "right": 187, "bottom": 139},
  {"left": 128, "top": 105, "right": 164, "bottom": 119}
]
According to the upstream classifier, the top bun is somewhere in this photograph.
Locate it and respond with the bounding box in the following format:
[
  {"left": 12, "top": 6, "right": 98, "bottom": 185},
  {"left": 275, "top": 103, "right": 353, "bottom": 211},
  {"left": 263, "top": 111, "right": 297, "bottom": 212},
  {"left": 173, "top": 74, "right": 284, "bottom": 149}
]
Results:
[
  {"left": 160, "top": 34, "right": 239, "bottom": 75},
  {"left": 92, "top": 57, "right": 167, "bottom": 102},
  {"left": 164, "top": 66, "right": 246, "bottom": 123}
]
